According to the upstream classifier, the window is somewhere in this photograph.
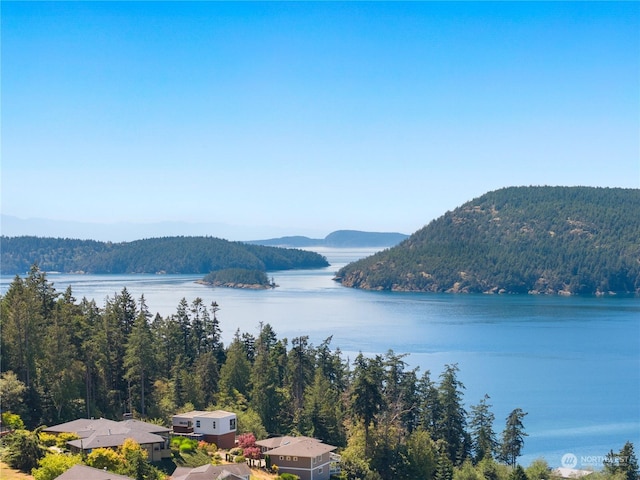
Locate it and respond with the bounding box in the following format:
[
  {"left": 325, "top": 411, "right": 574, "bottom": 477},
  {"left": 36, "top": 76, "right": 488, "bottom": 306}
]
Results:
[
  {"left": 229, "top": 418, "right": 236, "bottom": 430},
  {"left": 293, "top": 457, "right": 298, "bottom": 462},
  {"left": 195, "top": 420, "right": 200, "bottom": 428},
  {"left": 318, "top": 468, "right": 323, "bottom": 474},
  {"left": 279, "top": 456, "right": 284, "bottom": 461},
  {"left": 286, "top": 456, "right": 291, "bottom": 461}
]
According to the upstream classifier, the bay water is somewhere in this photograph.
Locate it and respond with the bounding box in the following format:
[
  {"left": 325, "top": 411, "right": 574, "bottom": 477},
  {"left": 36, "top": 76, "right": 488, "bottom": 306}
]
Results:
[{"left": 2, "top": 247, "right": 638, "bottom": 469}]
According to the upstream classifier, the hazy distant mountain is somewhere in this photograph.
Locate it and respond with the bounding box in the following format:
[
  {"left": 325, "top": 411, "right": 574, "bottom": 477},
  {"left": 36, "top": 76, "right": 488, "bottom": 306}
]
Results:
[
  {"left": 246, "top": 230, "right": 409, "bottom": 248},
  {"left": 0, "top": 214, "right": 322, "bottom": 242},
  {"left": 335, "top": 186, "right": 640, "bottom": 295}
]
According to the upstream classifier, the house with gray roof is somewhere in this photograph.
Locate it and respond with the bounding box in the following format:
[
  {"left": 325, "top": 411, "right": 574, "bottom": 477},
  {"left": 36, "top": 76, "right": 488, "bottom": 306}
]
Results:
[
  {"left": 55, "top": 464, "right": 134, "bottom": 480},
  {"left": 255, "top": 436, "right": 338, "bottom": 480},
  {"left": 171, "top": 463, "right": 251, "bottom": 480},
  {"left": 43, "top": 418, "right": 171, "bottom": 461}
]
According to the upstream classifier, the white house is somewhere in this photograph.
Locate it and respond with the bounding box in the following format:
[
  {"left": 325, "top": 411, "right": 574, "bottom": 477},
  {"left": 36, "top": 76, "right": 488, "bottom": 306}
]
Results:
[{"left": 172, "top": 410, "right": 237, "bottom": 449}]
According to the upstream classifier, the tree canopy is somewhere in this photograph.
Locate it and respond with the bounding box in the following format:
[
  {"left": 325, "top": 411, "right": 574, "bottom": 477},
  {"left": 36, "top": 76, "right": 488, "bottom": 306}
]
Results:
[
  {"left": 335, "top": 186, "right": 640, "bottom": 295},
  {"left": 0, "top": 236, "right": 328, "bottom": 274}
]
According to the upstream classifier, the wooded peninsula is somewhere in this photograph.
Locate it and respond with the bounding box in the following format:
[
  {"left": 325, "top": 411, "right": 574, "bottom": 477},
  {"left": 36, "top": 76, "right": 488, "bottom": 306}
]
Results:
[
  {"left": 335, "top": 186, "right": 640, "bottom": 295},
  {"left": 0, "top": 236, "right": 328, "bottom": 275}
]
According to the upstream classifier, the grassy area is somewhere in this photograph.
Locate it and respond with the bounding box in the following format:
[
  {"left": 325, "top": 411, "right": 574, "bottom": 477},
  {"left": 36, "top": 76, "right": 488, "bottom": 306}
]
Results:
[{"left": 0, "top": 461, "right": 34, "bottom": 480}]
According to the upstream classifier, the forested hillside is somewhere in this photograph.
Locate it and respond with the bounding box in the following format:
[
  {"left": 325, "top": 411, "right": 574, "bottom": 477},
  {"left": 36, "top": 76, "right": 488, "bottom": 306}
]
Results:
[
  {"left": 0, "top": 236, "right": 328, "bottom": 274},
  {"left": 335, "top": 186, "right": 640, "bottom": 295},
  {"left": 1, "top": 267, "right": 538, "bottom": 479}
]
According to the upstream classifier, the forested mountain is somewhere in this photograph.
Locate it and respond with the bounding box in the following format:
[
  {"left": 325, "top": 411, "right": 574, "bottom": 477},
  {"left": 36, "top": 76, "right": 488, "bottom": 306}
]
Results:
[
  {"left": 246, "top": 230, "right": 408, "bottom": 247},
  {"left": 335, "top": 186, "right": 640, "bottom": 295},
  {"left": 0, "top": 236, "right": 328, "bottom": 274}
]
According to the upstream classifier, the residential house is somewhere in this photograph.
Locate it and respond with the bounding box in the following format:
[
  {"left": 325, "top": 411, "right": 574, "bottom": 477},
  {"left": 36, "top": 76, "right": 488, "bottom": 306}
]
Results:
[
  {"left": 55, "top": 464, "right": 134, "bottom": 480},
  {"left": 255, "top": 436, "right": 338, "bottom": 480},
  {"left": 172, "top": 410, "right": 237, "bottom": 449},
  {"left": 43, "top": 418, "right": 171, "bottom": 461},
  {"left": 171, "top": 463, "right": 251, "bottom": 480}
]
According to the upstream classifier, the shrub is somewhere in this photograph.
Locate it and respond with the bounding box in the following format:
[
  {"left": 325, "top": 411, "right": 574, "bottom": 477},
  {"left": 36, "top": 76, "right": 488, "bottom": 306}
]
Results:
[
  {"left": 179, "top": 442, "right": 195, "bottom": 453},
  {"left": 38, "top": 432, "right": 58, "bottom": 447},
  {"left": 2, "top": 430, "right": 46, "bottom": 472},
  {"left": 278, "top": 473, "right": 299, "bottom": 480},
  {"left": 55, "top": 432, "right": 79, "bottom": 449},
  {"left": 32, "top": 453, "right": 82, "bottom": 480},
  {"left": 233, "top": 455, "right": 246, "bottom": 464},
  {"left": 1, "top": 412, "right": 25, "bottom": 430}
]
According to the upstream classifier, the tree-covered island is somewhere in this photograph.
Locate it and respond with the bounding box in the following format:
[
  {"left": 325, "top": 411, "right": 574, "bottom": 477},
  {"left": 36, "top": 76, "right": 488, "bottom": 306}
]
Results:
[
  {"left": 335, "top": 186, "right": 640, "bottom": 295},
  {"left": 0, "top": 236, "right": 328, "bottom": 288}
]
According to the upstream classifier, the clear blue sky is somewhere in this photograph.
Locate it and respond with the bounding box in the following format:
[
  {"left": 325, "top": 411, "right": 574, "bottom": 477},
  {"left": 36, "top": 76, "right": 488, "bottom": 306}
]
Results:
[{"left": 2, "top": 1, "right": 639, "bottom": 239}]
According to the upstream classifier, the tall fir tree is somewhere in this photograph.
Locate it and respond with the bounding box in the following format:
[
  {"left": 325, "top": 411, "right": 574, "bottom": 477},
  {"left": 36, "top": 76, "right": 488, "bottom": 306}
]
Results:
[{"left": 500, "top": 408, "right": 528, "bottom": 467}]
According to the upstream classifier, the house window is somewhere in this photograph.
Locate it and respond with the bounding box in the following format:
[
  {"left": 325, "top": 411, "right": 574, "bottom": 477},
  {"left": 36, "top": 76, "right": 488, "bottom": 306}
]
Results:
[
  {"left": 293, "top": 457, "right": 298, "bottom": 462},
  {"left": 286, "top": 456, "right": 291, "bottom": 461},
  {"left": 195, "top": 420, "right": 200, "bottom": 428},
  {"left": 229, "top": 418, "right": 236, "bottom": 430},
  {"left": 318, "top": 467, "right": 323, "bottom": 474},
  {"left": 279, "top": 456, "right": 284, "bottom": 461}
]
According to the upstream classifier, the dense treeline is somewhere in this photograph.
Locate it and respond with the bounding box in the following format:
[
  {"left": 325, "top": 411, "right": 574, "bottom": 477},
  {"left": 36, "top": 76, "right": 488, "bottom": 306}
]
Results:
[
  {"left": 202, "top": 269, "right": 274, "bottom": 288},
  {"left": 335, "top": 187, "right": 640, "bottom": 295},
  {"left": 1, "top": 267, "right": 539, "bottom": 479},
  {"left": 0, "top": 236, "right": 329, "bottom": 275}
]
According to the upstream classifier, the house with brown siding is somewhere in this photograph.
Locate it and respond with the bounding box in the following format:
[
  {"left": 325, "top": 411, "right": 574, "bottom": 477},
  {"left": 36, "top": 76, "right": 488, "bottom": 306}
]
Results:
[
  {"left": 172, "top": 410, "right": 237, "bottom": 449},
  {"left": 255, "top": 436, "right": 338, "bottom": 480}
]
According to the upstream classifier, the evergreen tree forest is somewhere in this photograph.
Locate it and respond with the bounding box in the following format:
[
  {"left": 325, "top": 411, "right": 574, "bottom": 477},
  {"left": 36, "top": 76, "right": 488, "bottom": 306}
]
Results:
[
  {"left": 335, "top": 186, "right": 640, "bottom": 295},
  {"left": 0, "top": 266, "right": 555, "bottom": 479},
  {"left": 0, "top": 236, "right": 329, "bottom": 275}
]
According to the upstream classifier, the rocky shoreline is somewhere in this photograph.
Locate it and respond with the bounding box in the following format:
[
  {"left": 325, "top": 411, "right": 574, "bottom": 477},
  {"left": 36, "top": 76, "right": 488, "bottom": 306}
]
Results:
[{"left": 195, "top": 279, "right": 277, "bottom": 290}]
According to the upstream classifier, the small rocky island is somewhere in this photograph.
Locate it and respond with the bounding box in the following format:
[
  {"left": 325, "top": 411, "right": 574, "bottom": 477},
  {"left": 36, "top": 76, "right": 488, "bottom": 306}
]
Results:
[{"left": 199, "top": 268, "right": 277, "bottom": 289}]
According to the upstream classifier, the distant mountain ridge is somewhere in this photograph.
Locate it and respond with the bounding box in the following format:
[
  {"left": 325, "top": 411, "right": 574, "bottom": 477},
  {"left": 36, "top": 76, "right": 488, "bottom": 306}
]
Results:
[
  {"left": 335, "top": 186, "right": 640, "bottom": 295},
  {"left": 246, "top": 230, "right": 409, "bottom": 248}
]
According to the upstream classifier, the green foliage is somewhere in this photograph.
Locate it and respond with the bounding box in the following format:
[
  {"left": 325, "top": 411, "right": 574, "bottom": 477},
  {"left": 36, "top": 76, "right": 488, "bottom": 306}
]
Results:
[
  {"left": 508, "top": 465, "right": 528, "bottom": 480},
  {"left": 1, "top": 412, "right": 25, "bottom": 430},
  {"left": 278, "top": 474, "right": 300, "bottom": 480},
  {"left": 85, "top": 448, "right": 125, "bottom": 471},
  {"left": 604, "top": 442, "right": 639, "bottom": 480},
  {"left": 525, "top": 459, "right": 556, "bottom": 480},
  {"left": 171, "top": 436, "right": 199, "bottom": 453},
  {"left": 335, "top": 186, "right": 640, "bottom": 295},
  {"left": 500, "top": 409, "right": 528, "bottom": 467},
  {"left": 0, "top": 236, "right": 328, "bottom": 274},
  {"left": 202, "top": 268, "right": 273, "bottom": 287},
  {"left": 1, "top": 429, "right": 45, "bottom": 472},
  {"left": 0, "top": 371, "right": 26, "bottom": 413},
  {"left": 32, "top": 453, "right": 82, "bottom": 480}
]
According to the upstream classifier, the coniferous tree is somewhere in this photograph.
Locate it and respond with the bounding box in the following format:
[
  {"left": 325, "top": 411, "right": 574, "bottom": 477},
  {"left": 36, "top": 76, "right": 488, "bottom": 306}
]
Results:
[
  {"left": 350, "top": 353, "right": 385, "bottom": 458},
  {"left": 123, "top": 296, "right": 156, "bottom": 417},
  {"left": 500, "top": 408, "right": 528, "bottom": 467},
  {"left": 469, "top": 394, "right": 498, "bottom": 463},
  {"left": 250, "top": 333, "right": 282, "bottom": 435},
  {"left": 604, "top": 442, "right": 639, "bottom": 480},
  {"left": 219, "top": 330, "right": 251, "bottom": 398},
  {"left": 437, "top": 364, "right": 468, "bottom": 465},
  {"left": 418, "top": 370, "right": 441, "bottom": 436}
]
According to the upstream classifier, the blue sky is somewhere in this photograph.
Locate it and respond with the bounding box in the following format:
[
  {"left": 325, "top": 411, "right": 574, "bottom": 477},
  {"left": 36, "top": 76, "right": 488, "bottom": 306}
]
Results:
[{"left": 2, "top": 1, "right": 639, "bottom": 239}]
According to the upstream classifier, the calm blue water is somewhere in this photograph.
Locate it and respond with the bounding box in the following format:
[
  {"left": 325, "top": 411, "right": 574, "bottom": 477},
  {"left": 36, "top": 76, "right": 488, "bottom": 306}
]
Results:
[{"left": 2, "top": 247, "right": 638, "bottom": 468}]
